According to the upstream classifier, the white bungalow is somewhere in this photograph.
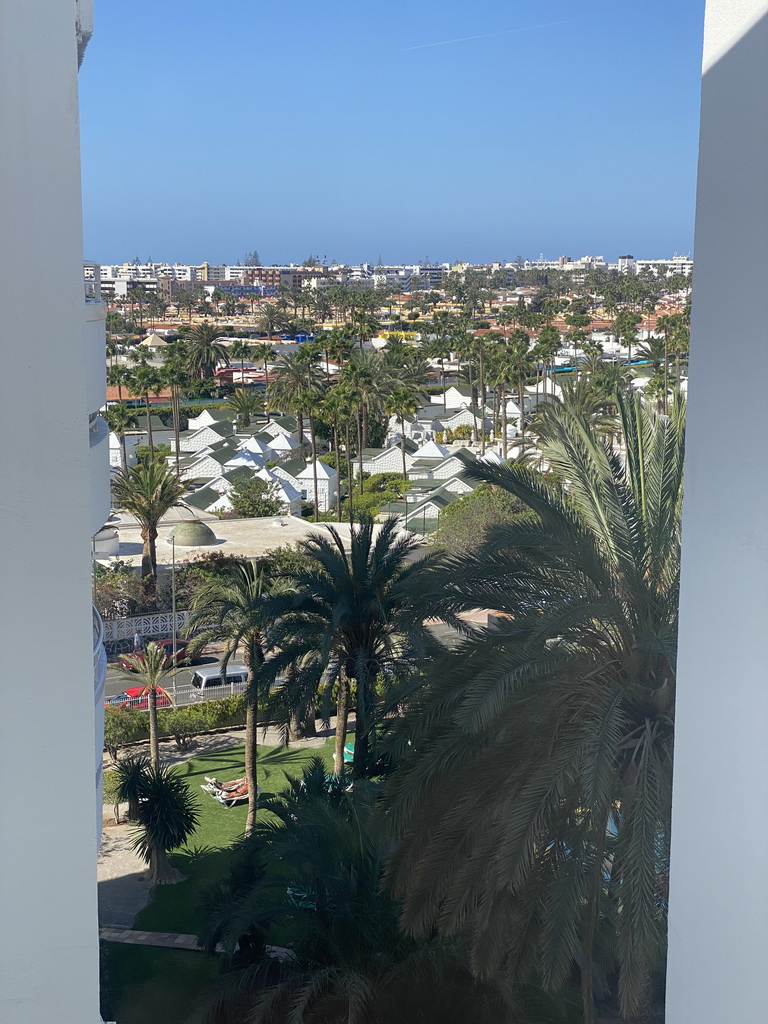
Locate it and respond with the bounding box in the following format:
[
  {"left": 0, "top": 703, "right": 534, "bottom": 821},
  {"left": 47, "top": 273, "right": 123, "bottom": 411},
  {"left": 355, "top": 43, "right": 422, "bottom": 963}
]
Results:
[
  {"left": 294, "top": 460, "right": 339, "bottom": 513},
  {"left": 179, "top": 421, "right": 235, "bottom": 453}
]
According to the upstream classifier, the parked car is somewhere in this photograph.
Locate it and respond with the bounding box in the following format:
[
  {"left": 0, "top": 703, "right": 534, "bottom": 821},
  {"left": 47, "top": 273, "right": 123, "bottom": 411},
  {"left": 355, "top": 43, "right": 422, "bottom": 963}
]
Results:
[
  {"left": 119, "top": 638, "right": 190, "bottom": 672},
  {"left": 105, "top": 686, "right": 173, "bottom": 711},
  {"left": 190, "top": 663, "right": 249, "bottom": 699}
]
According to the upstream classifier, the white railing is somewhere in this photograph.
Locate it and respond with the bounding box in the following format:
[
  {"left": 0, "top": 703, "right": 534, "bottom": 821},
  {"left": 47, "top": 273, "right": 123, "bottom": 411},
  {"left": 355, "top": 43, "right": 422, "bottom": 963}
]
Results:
[
  {"left": 114, "top": 678, "right": 249, "bottom": 711},
  {"left": 102, "top": 611, "right": 189, "bottom": 642}
]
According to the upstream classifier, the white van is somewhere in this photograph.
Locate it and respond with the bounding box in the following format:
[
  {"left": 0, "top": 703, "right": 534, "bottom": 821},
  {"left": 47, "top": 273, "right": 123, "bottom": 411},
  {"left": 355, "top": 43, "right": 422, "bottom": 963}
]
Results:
[{"left": 190, "top": 663, "right": 249, "bottom": 699}]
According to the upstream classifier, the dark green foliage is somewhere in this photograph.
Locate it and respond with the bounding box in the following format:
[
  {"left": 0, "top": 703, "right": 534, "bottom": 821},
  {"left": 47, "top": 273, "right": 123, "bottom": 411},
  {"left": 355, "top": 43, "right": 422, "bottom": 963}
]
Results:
[
  {"left": 229, "top": 476, "right": 284, "bottom": 518},
  {"left": 386, "top": 391, "right": 684, "bottom": 1022},
  {"left": 196, "top": 760, "right": 513, "bottom": 1024},
  {"left": 434, "top": 482, "right": 529, "bottom": 553},
  {"left": 130, "top": 763, "right": 200, "bottom": 883},
  {"left": 135, "top": 443, "right": 172, "bottom": 465}
]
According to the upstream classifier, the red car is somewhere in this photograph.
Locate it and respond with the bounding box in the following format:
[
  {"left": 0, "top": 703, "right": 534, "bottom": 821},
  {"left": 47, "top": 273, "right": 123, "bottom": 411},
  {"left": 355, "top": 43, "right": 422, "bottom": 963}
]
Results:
[
  {"left": 119, "top": 638, "right": 190, "bottom": 672},
  {"left": 105, "top": 686, "right": 173, "bottom": 711}
]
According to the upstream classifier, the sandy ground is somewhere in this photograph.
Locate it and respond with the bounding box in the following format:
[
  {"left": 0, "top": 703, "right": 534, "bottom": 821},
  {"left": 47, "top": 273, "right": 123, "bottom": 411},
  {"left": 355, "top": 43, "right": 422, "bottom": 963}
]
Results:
[{"left": 98, "top": 721, "right": 344, "bottom": 928}]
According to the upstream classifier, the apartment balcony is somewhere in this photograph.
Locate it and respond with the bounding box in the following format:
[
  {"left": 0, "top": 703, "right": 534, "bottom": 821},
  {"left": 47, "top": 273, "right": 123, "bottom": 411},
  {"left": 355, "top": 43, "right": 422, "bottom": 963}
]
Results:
[{"left": 89, "top": 413, "right": 110, "bottom": 536}]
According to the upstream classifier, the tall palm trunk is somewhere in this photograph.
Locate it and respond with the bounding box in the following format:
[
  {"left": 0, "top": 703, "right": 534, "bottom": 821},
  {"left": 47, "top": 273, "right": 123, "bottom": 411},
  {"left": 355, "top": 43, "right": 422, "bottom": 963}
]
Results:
[
  {"left": 466, "top": 357, "right": 479, "bottom": 444},
  {"left": 478, "top": 344, "right": 486, "bottom": 454},
  {"left": 357, "top": 408, "right": 364, "bottom": 494},
  {"left": 345, "top": 420, "right": 354, "bottom": 526},
  {"left": 518, "top": 379, "right": 526, "bottom": 454},
  {"left": 352, "top": 670, "right": 370, "bottom": 779},
  {"left": 400, "top": 415, "right": 408, "bottom": 482},
  {"left": 333, "top": 415, "right": 342, "bottom": 523},
  {"left": 334, "top": 673, "right": 350, "bottom": 776},
  {"left": 148, "top": 688, "right": 160, "bottom": 768},
  {"left": 120, "top": 431, "right": 128, "bottom": 471},
  {"left": 144, "top": 393, "right": 154, "bottom": 450},
  {"left": 501, "top": 389, "right": 508, "bottom": 459},
  {"left": 309, "top": 412, "right": 319, "bottom": 521},
  {"left": 243, "top": 646, "right": 263, "bottom": 838}
]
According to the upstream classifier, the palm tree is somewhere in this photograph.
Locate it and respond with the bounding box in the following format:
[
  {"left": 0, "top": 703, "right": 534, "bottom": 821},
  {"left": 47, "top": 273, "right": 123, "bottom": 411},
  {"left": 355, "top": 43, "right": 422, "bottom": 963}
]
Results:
[
  {"left": 340, "top": 351, "right": 395, "bottom": 490},
  {"left": 111, "top": 461, "right": 187, "bottom": 582},
  {"left": 128, "top": 364, "right": 162, "bottom": 450},
  {"left": 229, "top": 338, "right": 252, "bottom": 385},
  {"left": 256, "top": 301, "right": 287, "bottom": 341},
  {"left": 113, "top": 754, "right": 151, "bottom": 821},
  {"left": 386, "top": 390, "right": 685, "bottom": 1023},
  {"left": 384, "top": 384, "right": 422, "bottom": 483},
  {"left": 160, "top": 348, "right": 188, "bottom": 476},
  {"left": 185, "top": 323, "right": 229, "bottom": 380},
  {"left": 226, "top": 388, "right": 261, "bottom": 429},
  {"left": 250, "top": 340, "right": 274, "bottom": 418},
  {"left": 268, "top": 352, "right": 324, "bottom": 445},
  {"left": 103, "top": 402, "right": 138, "bottom": 470},
  {"left": 507, "top": 329, "right": 534, "bottom": 451},
  {"left": 324, "top": 384, "right": 357, "bottom": 525},
  {"left": 106, "top": 364, "right": 131, "bottom": 403},
  {"left": 119, "top": 642, "right": 176, "bottom": 767},
  {"left": 351, "top": 309, "right": 380, "bottom": 351},
  {"left": 185, "top": 559, "right": 281, "bottom": 836},
  {"left": 263, "top": 519, "right": 440, "bottom": 778},
  {"left": 198, "top": 764, "right": 509, "bottom": 1024},
  {"left": 130, "top": 762, "right": 199, "bottom": 884}
]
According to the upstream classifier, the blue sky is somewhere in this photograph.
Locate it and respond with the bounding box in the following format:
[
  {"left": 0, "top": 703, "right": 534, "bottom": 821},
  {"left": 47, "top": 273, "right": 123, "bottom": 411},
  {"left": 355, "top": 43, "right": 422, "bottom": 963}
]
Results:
[{"left": 79, "top": 0, "right": 705, "bottom": 266}]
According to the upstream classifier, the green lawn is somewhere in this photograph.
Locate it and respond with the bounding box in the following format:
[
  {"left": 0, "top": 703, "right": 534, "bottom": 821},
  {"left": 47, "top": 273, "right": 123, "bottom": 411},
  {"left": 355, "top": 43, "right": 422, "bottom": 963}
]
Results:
[
  {"left": 101, "top": 942, "right": 220, "bottom": 1024},
  {"left": 132, "top": 737, "right": 337, "bottom": 934}
]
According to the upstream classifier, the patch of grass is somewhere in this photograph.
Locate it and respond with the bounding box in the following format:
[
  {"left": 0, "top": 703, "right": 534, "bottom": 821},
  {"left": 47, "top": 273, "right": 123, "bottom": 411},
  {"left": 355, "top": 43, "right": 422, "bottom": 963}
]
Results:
[
  {"left": 101, "top": 942, "right": 220, "bottom": 1024},
  {"left": 133, "top": 738, "right": 338, "bottom": 935}
]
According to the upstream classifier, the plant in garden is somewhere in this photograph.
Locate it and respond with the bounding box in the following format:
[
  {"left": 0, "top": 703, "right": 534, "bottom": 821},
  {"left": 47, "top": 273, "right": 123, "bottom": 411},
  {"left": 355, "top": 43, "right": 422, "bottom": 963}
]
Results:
[
  {"left": 130, "top": 762, "right": 199, "bottom": 885},
  {"left": 262, "top": 518, "right": 441, "bottom": 778},
  {"left": 197, "top": 760, "right": 512, "bottom": 1024},
  {"left": 111, "top": 460, "right": 187, "bottom": 581},
  {"left": 386, "top": 390, "right": 685, "bottom": 1022},
  {"left": 185, "top": 559, "right": 284, "bottom": 836},
  {"left": 119, "top": 642, "right": 177, "bottom": 767},
  {"left": 229, "top": 476, "right": 284, "bottom": 518},
  {"left": 112, "top": 755, "right": 152, "bottom": 821}
]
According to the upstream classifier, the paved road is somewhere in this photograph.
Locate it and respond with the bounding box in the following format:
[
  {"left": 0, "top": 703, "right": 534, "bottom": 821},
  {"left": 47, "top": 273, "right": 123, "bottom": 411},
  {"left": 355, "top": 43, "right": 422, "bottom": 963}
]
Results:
[{"left": 104, "top": 653, "right": 221, "bottom": 703}]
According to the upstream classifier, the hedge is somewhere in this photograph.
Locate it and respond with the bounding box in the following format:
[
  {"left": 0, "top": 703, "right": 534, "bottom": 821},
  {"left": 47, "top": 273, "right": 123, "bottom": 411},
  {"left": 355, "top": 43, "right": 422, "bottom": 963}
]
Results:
[{"left": 102, "top": 693, "right": 270, "bottom": 763}]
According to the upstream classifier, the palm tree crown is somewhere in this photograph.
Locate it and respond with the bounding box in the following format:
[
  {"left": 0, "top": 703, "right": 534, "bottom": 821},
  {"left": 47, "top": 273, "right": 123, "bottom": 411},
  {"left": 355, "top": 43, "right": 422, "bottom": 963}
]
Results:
[
  {"left": 386, "top": 391, "right": 685, "bottom": 1022},
  {"left": 111, "top": 461, "right": 187, "bottom": 581}
]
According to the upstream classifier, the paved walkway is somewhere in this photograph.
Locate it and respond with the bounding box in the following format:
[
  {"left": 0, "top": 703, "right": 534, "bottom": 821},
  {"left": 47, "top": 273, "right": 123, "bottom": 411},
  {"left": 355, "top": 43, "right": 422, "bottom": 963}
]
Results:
[{"left": 100, "top": 925, "right": 202, "bottom": 951}]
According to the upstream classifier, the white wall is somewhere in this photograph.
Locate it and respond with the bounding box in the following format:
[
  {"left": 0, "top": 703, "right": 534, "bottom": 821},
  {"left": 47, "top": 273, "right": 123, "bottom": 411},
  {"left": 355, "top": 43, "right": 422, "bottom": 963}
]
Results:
[
  {"left": 0, "top": 2, "right": 101, "bottom": 1021},
  {"left": 666, "top": 4, "right": 768, "bottom": 1024}
]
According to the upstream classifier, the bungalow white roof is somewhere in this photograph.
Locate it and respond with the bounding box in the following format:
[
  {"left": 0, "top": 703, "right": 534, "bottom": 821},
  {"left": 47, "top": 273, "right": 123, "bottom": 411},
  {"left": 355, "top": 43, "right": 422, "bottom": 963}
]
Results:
[
  {"left": 480, "top": 448, "right": 506, "bottom": 465},
  {"left": 237, "top": 436, "right": 274, "bottom": 456},
  {"left": 416, "top": 439, "right": 450, "bottom": 459},
  {"left": 187, "top": 409, "right": 232, "bottom": 430},
  {"left": 296, "top": 459, "right": 338, "bottom": 481},
  {"left": 267, "top": 433, "right": 299, "bottom": 453},
  {"left": 224, "top": 450, "right": 267, "bottom": 469},
  {"left": 255, "top": 468, "right": 302, "bottom": 504}
]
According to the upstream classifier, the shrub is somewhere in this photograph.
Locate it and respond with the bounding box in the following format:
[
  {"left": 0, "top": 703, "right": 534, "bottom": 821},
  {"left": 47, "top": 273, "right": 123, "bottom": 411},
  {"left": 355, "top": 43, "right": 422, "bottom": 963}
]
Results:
[
  {"left": 103, "top": 707, "right": 149, "bottom": 761},
  {"left": 450, "top": 424, "right": 473, "bottom": 441},
  {"left": 230, "top": 476, "right": 284, "bottom": 518}
]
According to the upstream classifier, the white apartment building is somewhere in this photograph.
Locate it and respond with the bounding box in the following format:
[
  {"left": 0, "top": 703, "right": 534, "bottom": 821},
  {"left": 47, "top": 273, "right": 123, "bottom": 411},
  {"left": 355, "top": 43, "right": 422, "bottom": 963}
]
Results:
[{"left": 1, "top": 2, "right": 108, "bottom": 1021}]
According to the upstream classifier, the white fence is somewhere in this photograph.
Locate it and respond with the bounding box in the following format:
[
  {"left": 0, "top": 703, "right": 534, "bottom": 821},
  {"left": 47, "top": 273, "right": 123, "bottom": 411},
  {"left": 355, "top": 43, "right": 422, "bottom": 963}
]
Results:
[
  {"left": 103, "top": 611, "right": 189, "bottom": 644},
  {"left": 113, "top": 677, "right": 249, "bottom": 711}
]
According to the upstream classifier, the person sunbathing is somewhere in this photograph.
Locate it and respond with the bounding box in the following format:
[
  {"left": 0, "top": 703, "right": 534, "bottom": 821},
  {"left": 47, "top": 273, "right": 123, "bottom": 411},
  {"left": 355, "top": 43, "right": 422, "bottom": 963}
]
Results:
[
  {"left": 217, "top": 780, "right": 248, "bottom": 800},
  {"left": 205, "top": 775, "right": 247, "bottom": 793}
]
